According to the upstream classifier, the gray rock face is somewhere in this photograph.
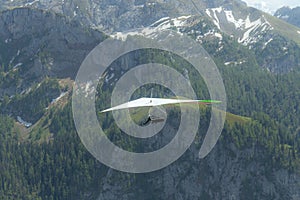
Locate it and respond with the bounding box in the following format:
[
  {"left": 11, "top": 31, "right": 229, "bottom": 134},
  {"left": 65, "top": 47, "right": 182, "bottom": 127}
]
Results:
[
  {"left": 3, "top": 0, "right": 300, "bottom": 74},
  {"left": 275, "top": 6, "right": 300, "bottom": 28},
  {"left": 0, "top": 0, "right": 247, "bottom": 33},
  {"left": 0, "top": 7, "right": 105, "bottom": 96},
  {"left": 0, "top": 0, "right": 191, "bottom": 33},
  {"left": 95, "top": 139, "right": 300, "bottom": 200}
]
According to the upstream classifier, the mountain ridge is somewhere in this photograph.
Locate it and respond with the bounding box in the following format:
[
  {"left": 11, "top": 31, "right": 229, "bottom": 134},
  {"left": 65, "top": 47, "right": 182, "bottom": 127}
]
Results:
[
  {"left": 0, "top": 7, "right": 105, "bottom": 97},
  {"left": 2, "top": 0, "right": 300, "bottom": 73},
  {"left": 274, "top": 6, "right": 300, "bottom": 28}
]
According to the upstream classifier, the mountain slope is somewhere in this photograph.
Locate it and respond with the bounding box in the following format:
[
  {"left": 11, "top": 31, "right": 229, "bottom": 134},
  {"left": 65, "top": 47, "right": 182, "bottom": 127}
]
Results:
[
  {"left": 0, "top": 8, "right": 105, "bottom": 96},
  {"left": 3, "top": 0, "right": 300, "bottom": 73},
  {"left": 0, "top": 7, "right": 105, "bottom": 124},
  {"left": 0, "top": 2, "right": 299, "bottom": 200},
  {"left": 111, "top": 6, "right": 300, "bottom": 73},
  {"left": 275, "top": 6, "right": 300, "bottom": 28},
  {"left": 202, "top": 1, "right": 300, "bottom": 73}
]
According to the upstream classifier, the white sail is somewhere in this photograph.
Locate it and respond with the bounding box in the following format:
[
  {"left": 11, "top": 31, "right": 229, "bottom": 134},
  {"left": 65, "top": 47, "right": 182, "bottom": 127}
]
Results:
[{"left": 101, "top": 97, "right": 220, "bottom": 113}]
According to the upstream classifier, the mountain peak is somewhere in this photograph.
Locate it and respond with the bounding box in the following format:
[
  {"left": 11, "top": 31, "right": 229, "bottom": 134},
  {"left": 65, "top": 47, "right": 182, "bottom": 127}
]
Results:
[{"left": 274, "top": 6, "right": 300, "bottom": 28}]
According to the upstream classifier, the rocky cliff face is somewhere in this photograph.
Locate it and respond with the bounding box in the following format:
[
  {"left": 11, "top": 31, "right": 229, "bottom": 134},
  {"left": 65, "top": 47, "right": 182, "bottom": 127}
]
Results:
[
  {"left": 0, "top": 0, "right": 198, "bottom": 33},
  {"left": 0, "top": 8, "right": 105, "bottom": 97},
  {"left": 96, "top": 137, "right": 300, "bottom": 200},
  {"left": 275, "top": 6, "right": 300, "bottom": 28},
  {"left": 2, "top": 0, "right": 300, "bottom": 73},
  {"left": 0, "top": 0, "right": 273, "bottom": 34}
]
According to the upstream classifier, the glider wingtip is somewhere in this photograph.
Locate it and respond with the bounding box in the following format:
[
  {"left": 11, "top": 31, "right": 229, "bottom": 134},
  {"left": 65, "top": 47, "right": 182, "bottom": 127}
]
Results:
[{"left": 199, "top": 100, "right": 222, "bottom": 104}]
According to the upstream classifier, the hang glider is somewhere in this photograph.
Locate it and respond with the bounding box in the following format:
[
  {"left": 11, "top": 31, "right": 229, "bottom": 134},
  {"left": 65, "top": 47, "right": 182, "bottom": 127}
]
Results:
[{"left": 100, "top": 97, "right": 221, "bottom": 113}]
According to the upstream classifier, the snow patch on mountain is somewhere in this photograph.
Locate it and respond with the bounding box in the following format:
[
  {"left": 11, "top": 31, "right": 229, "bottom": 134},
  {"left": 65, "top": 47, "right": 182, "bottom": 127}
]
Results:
[
  {"left": 13, "top": 63, "right": 22, "bottom": 69},
  {"left": 17, "top": 116, "right": 32, "bottom": 128},
  {"left": 263, "top": 38, "right": 273, "bottom": 49},
  {"left": 224, "top": 60, "right": 246, "bottom": 66},
  {"left": 238, "top": 16, "right": 263, "bottom": 44},
  {"left": 112, "top": 15, "right": 224, "bottom": 47},
  {"left": 224, "top": 10, "right": 244, "bottom": 29},
  {"left": 51, "top": 92, "right": 67, "bottom": 104},
  {"left": 280, "top": 15, "right": 289, "bottom": 19},
  {"left": 214, "top": 32, "right": 223, "bottom": 40},
  {"left": 112, "top": 15, "right": 193, "bottom": 40},
  {"left": 24, "top": 0, "right": 39, "bottom": 6},
  {"left": 239, "top": 15, "right": 273, "bottom": 45},
  {"left": 206, "top": 7, "right": 273, "bottom": 46},
  {"left": 151, "top": 17, "right": 170, "bottom": 26},
  {"left": 206, "top": 7, "right": 223, "bottom": 29}
]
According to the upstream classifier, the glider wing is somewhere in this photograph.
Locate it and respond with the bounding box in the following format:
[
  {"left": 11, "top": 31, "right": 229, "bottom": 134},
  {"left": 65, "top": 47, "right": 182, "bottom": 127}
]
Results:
[{"left": 101, "top": 98, "right": 221, "bottom": 113}]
